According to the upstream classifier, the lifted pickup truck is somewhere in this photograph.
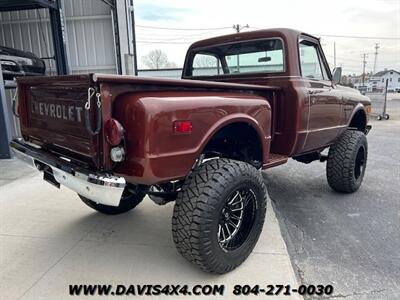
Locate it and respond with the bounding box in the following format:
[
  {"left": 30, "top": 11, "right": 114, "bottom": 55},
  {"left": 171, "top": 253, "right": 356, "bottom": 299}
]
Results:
[{"left": 11, "top": 28, "right": 371, "bottom": 274}]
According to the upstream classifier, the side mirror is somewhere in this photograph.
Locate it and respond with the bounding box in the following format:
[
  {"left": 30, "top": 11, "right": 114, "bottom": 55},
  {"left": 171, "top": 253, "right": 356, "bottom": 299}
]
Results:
[{"left": 332, "top": 67, "right": 342, "bottom": 85}]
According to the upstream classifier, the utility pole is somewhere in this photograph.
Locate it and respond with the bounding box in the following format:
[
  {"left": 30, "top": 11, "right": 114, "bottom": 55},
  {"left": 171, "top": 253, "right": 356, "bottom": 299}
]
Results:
[
  {"left": 232, "top": 24, "right": 249, "bottom": 72},
  {"left": 373, "top": 43, "right": 379, "bottom": 75},
  {"left": 361, "top": 53, "right": 368, "bottom": 86},
  {"left": 334, "top": 42, "right": 336, "bottom": 68},
  {"left": 232, "top": 24, "right": 249, "bottom": 33}
]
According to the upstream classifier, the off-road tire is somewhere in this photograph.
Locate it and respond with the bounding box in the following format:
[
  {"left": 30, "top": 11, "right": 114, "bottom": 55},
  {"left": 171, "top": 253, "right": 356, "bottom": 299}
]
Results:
[
  {"left": 327, "top": 130, "right": 368, "bottom": 193},
  {"left": 172, "top": 158, "right": 267, "bottom": 274},
  {"left": 79, "top": 189, "right": 145, "bottom": 215}
]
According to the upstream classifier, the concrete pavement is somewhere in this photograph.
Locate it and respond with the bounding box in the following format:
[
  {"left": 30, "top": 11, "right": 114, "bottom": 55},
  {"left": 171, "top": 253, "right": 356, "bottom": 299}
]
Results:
[{"left": 0, "top": 160, "right": 301, "bottom": 300}]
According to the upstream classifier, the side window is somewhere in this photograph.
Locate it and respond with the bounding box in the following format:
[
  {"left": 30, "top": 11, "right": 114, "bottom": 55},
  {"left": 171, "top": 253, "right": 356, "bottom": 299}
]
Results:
[
  {"left": 192, "top": 53, "right": 221, "bottom": 76},
  {"left": 299, "top": 40, "right": 326, "bottom": 80}
]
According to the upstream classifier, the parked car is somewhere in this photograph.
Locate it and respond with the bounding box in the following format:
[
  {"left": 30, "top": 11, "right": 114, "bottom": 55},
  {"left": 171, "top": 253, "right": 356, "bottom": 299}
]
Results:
[
  {"left": 11, "top": 28, "right": 371, "bottom": 274},
  {"left": 0, "top": 46, "right": 46, "bottom": 80},
  {"left": 357, "top": 85, "right": 368, "bottom": 95}
]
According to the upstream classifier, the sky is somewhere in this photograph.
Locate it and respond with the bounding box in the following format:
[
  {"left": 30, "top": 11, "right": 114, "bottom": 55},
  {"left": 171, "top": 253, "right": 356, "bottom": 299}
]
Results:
[{"left": 133, "top": 0, "right": 400, "bottom": 75}]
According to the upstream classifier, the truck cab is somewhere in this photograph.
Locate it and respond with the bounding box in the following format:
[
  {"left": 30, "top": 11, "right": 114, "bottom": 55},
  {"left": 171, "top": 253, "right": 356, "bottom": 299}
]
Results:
[{"left": 182, "top": 28, "right": 371, "bottom": 157}]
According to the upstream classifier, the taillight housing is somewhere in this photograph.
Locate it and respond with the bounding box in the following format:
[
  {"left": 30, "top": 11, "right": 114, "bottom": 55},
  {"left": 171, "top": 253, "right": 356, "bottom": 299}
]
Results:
[{"left": 105, "top": 118, "right": 124, "bottom": 146}]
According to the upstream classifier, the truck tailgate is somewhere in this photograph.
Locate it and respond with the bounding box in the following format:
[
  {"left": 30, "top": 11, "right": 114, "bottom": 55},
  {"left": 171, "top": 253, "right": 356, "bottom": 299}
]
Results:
[{"left": 17, "top": 75, "right": 101, "bottom": 167}]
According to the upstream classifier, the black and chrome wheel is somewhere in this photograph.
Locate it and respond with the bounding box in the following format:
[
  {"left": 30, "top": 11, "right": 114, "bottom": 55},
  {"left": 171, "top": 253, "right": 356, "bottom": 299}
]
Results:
[
  {"left": 218, "top": 188, "right": 257, "bottom": 252},
  {"left": 327, "top": 130, "right": 368, "bottom": 193},
  {"left": 172, "top": 158, "right": 267, "bottom": 274}
]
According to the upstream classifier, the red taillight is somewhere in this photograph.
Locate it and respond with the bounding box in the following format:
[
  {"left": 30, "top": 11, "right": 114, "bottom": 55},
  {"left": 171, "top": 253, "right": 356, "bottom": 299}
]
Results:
[
  {"left": 173, "top": 120, "right": 192, "bottom": 134},
  {"left": 105, "top": 118, "right": 124, "bottom": 146}
]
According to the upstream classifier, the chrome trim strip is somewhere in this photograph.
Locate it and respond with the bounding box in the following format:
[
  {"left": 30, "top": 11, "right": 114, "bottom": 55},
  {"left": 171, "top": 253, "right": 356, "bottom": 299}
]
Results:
[
  {"left": 12, "top": 148, "right": 125, "bottom": 207},
  {"left": 12, "top": 148, "right": 37, "bottom": 168},
  {"left": 52, "top": 168, "right": 125, "bottom": 207}
]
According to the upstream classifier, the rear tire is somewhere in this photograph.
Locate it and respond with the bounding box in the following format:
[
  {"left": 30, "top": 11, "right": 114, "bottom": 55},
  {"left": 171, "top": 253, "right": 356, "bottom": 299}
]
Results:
[
  {"left": 172, "top": 158, "right": 267, "bottom": 274},
  {"left": 79, "top": 189, "right": 145, "bottom": 215},
  {"left": 326, "top": 130, "right": 368, "bottom": 193}
]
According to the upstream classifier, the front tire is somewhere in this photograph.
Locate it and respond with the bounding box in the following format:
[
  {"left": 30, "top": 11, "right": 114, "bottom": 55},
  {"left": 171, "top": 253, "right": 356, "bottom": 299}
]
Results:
[
  {"left": 172, "top": 158, "right": 267, "bottom": 274},
  {"left": 79, "top": 189, "right": 145, "bottom": 215},
  {"left": 326, "top": 130, "right": 368, "bottom": 193}
]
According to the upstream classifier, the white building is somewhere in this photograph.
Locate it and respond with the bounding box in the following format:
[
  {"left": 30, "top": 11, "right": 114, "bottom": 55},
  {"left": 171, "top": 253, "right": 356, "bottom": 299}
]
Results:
[{"left": 369, "top": 69, "right": 400, "bottom": 92}]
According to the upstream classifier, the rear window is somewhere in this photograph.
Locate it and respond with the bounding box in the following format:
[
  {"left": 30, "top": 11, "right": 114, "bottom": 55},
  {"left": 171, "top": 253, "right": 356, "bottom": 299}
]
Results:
[{"left": 185, "top": 38, "right": 284, "bottom": 77}]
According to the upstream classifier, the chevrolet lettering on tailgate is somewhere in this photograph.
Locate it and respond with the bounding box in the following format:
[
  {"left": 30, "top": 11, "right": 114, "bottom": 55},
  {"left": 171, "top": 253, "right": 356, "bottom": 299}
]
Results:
[{"left": 31, "top": 100, "right": 83, "bottom": 122}]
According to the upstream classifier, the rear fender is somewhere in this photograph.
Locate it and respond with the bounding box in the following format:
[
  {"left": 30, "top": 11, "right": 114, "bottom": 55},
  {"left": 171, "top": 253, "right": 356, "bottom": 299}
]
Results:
[{"left": 112, "top": 91, "right": 271, "bottom": 184}]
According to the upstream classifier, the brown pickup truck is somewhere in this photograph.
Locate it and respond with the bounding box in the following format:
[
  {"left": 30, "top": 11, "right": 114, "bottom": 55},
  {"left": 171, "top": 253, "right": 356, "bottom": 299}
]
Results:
[{"left": 11, "top": 28, "right": 371, "bottom": 274}]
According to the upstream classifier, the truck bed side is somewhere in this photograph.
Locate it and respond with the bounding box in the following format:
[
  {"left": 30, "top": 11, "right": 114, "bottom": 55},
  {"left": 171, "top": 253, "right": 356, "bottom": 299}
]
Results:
[{"left": 112, "top": 91, "right": 271, "bottom": 184}]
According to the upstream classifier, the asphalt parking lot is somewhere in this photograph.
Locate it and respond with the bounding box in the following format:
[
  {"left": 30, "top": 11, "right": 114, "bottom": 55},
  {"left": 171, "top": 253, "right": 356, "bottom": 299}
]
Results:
[{"left": 264, "top": 98, "right": 400, "bottom": 299}]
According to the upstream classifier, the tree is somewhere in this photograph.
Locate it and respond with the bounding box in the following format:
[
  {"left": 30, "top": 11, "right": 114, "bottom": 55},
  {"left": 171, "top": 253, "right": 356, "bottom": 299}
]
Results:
[{"left": 141, "top": 49, "right": 177, "bottom": 69}]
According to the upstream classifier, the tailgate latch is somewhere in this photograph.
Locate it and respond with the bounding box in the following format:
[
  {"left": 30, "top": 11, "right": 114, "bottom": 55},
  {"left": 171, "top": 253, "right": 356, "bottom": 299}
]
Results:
[
  {"left": 84, "top": 87, "right": 102, "bottom": 135},
  {"left": 12, "top": 87, "right": 19, "bottom": 117}
]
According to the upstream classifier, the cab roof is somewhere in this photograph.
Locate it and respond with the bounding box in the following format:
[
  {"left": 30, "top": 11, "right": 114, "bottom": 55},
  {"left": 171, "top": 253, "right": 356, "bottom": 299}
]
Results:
[{"left": 188, "top": 28, "right": 319, "bottom": 50}]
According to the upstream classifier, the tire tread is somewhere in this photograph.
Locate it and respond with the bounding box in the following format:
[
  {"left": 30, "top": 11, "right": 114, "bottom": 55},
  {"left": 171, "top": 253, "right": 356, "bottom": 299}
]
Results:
[
  {"left": 172, "top": 158, "right": 267, "bottom": 273},
  {"left": 327, "top": 130, "right": 368, "bottom": 193}
]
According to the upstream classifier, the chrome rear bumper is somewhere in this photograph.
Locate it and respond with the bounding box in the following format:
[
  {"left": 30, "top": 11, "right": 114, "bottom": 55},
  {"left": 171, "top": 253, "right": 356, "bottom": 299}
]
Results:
[{"left": 11, "top": 140, "right": 125, "bottom": 207}]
